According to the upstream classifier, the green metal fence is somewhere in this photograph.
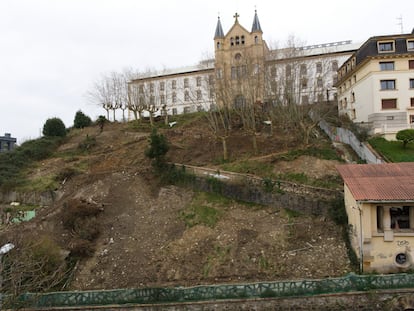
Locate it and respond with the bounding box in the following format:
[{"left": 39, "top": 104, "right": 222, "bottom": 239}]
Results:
[{"left": 16, "top": 273, "right": 414, "bottom": 308}]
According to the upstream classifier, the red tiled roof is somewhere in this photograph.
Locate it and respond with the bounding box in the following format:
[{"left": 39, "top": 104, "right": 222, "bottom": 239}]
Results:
[{"left": 336, "top": 163, "right": 414, "bottom": 202}]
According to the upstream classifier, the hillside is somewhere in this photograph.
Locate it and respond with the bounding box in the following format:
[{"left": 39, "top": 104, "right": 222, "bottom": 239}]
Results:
[{"left": 0, "top": 116, "right": 353, "bottom": 291}]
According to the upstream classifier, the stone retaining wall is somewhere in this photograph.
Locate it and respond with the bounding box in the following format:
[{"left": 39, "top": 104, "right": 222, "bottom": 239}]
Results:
[{"left": 178, "top": 164, "right": 342, "bottom": 216}]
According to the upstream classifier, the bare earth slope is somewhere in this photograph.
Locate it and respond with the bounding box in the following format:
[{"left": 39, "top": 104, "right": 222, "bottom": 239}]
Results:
[{"left": 2, "top": 121, "right": 351, "bottom": 290}]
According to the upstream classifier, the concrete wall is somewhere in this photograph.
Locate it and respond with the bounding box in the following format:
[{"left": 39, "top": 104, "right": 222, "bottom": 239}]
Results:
[
  {"left": 0, "top": 190, "right": 63, "bottom": 206},
  {"left": 318, "top": 120, "right": 384, "bottom": 164}
]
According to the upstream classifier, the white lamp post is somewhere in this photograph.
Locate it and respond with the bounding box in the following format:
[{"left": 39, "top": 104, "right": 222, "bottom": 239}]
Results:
[{"left": 0, "top": 243, "right": 15, "bottom": 310}]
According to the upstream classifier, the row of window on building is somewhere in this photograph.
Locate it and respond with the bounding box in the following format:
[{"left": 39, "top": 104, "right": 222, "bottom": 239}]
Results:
[
  {"left": 340, "top": 97, "right": 414, "bottom": 117},
  {"left": 378, "top": 39, "right": 414, "bottom": 53},
  {"left": 339, "top": 41, "right": 414, "bottom": 81},
  {"left": 138, "top": 76, "right": 214, "bottom": 94},
  {"left": 139, "top": 89, "right": 214, "bottom": 106},
  {"left": 267, "top": 60, "right": 339, "bottom": 79},
  {"left": 339, "top": 60, "right": 414, "bottom": 95}
]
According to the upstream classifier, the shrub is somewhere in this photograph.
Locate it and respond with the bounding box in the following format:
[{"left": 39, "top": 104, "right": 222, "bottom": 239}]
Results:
[
  {"left": 78, "top": 135, "right": 96, "bottom": 152},
  {"left": 61, "top": 199, "right": 103, "bottom": 259},
  {"left": 74, "top": 110, "right": 92, "bottom": 129},
  {"left": 145, "top": 128, "right": 169, "bottom": 171},
  {"left": 69, "top": 239, "right": 95, "bottom": 258},
  {"left": 54, "top": 167, "right": 78, "bottom": 183},
  {"left": 396, "top": 129, "right": 414, "bottom": 148},
  {"left": 96, "top": 115, "right": 107, "bottom": 132},
  {"left": 328, "top": 197, "right": 348, "bottom": 225},
  {"left": 61, "top": 199, "right": 102, "bottom": 230},
  {"left": 0, "top": 136, "right": 63, "bottom": 189},
  {"left": 42, "top": 117, "right": 66, "bottom": 137}
]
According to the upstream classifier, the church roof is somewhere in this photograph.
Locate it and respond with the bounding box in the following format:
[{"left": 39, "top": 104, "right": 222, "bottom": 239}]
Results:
[
  {"left": 336, "top": 163, "right": 414, "bottom": 202},
  {"left": 214, "top": 17, "right": 225, "bottom": 39},
  {"left": 251, "top": 10, "right": 262, "bottom": 33}
]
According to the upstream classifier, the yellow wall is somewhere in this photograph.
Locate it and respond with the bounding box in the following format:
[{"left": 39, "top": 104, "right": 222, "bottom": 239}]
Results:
[{"left": 344, "top": 185, "right": 414, "bottom": 272}]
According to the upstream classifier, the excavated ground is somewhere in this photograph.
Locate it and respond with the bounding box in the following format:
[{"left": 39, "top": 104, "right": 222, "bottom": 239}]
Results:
[{"left": 0, "top": 120, "right": 352, "bottom": 290}]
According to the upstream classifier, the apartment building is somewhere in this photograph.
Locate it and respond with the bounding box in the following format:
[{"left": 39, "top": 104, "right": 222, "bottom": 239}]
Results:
[{"left": 336, "top": 30, "right": 414, "bottom": 138}]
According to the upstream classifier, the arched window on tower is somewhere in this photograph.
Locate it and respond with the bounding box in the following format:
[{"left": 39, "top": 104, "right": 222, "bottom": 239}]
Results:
[
  {"left": 217, "top": 41, "right": 221, "bottom": 49},
  {"left": 254, "top": 35, "right": 258, "bottom": 44}
]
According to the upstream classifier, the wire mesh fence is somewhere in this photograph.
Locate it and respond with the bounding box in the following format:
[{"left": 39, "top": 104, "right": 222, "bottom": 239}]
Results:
[{"left": 16, "top": 273, "right": 414, "bottom": 308}]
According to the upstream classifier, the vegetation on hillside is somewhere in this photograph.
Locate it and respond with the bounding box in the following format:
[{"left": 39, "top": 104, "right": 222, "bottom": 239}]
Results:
[
  {"left": 0, "top": 112, "right": 356, "bottom": 304},
  {"left": 0, "top": 136, "right": 64, "bottom": 190},
  {"left": 368, "top": 136, "right": 414, "bottom": 162}
]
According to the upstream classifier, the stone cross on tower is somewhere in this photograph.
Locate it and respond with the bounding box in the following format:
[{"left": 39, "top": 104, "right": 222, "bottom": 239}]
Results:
[{"left": 233, "top": 12, "right": 239, "bottom": 22}]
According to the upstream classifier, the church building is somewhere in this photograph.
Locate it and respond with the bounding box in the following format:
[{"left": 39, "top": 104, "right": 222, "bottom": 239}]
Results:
[{"left": 128, "top": 11, "right": 359, "bottom": 119}]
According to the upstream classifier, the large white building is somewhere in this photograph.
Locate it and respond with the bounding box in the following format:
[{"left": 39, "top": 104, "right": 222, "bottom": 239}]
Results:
[
  {"left": 128, "top": 11, "right": 359, "bottom": 119},
  {"left": 337, "top": 30, "right": 414, "bottom": 138}
]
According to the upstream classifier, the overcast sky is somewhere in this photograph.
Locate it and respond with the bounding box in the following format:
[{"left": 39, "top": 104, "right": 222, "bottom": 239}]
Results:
[{"left": 1, "top": 0, "right": 413, "bottom": 143}]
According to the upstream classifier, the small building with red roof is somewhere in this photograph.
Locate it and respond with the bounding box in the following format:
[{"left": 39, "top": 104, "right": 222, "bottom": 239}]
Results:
[{"left": 337, "top": 162, "right": 414, "bottom": 273}]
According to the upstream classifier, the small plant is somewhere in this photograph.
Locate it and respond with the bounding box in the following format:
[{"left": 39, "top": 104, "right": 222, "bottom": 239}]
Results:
[
  {"left": 258, "top": 254, "right": 270, "bottom": 270},
  {"left": 96, "top": 115, "right": 107, "bottom": 132},
  {"left": 55, "top": 167, "right": 78, "bottom": 182},
  {"left": 78, "top": 134, "right": 96, "bottom": 152},
  {"left": 262, "top": 177, "right": 276, "bottom": 193},
  {"left": 206, "top": 176, "right": 223, "bottom": 194},
  {"left": 285, "top": 208, "right": 302, "bottom": 219}
]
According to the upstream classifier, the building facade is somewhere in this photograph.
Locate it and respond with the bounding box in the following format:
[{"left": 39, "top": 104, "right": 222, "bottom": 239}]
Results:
[
  {"left": 0, "top": 133, "right": 16, "bottom": 153},
  {"left": 128, "top": 11, "right": 358, "bottom": 119},
  {"left": 336, "top": 31, "right": 414, "bottom": 138},
  {"left": 337, "top": 163, "right": 414, "bottom": 273}
]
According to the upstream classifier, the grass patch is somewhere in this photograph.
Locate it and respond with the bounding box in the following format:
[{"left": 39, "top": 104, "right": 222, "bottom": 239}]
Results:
[
  {"left": 127, "top": 111, "right": 206, "bottom": 132},
  {"left": 275, "top": 146, "right": 342, "bottom": 162},
  {"left": 2, "top": 203, "right": 41, "bottom": 214},
  {"left": 277, "top": 172, "right": 342, "bottom": 189},
  {"left": 0, "top": 136, "right": 64, "bottom": 189},
  {"left": 220, "top": 160, "right": 274, "bottom": 177},
  {"left": 18, "top": 175, "right": 58, "bottom": 192},
  {"left": 181, "top": 204, "right": 222, "bottom": 228},
  {"left": 180, "top": 192, "right": 229, "bottom": 228},
  {"left": 284, "top": 208, "right": 302, "bottom": 219},
  {"left": 368, "top": 136, "right": 414, "bottom": 162}
]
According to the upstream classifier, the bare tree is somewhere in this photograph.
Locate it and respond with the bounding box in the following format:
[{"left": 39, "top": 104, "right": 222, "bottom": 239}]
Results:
[
  {"left": 0, "top": 235, "right": 70, "bottom": 310},
  {"left": 205, "top": 79, "right": 233, "bottom": 161},
  {"left": 127, "top": 83, "right": 145, "bottom": 122},
  {"left": 127, "top": 70, "right": 163, "bottom": 127},
  {"left": 265, "top": 35, "right": 336, "bottom": 145},
  {"left": 88, "top": 72, "right": 119, "bottom": 122},
  {"left": 88, "top": 69, "right": 141, "bottom": 123}
]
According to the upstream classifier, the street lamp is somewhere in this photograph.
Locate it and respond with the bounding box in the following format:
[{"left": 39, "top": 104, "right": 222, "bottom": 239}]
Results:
[{"left": 0, "top": 243, "right": 15, "bottom": 309}]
